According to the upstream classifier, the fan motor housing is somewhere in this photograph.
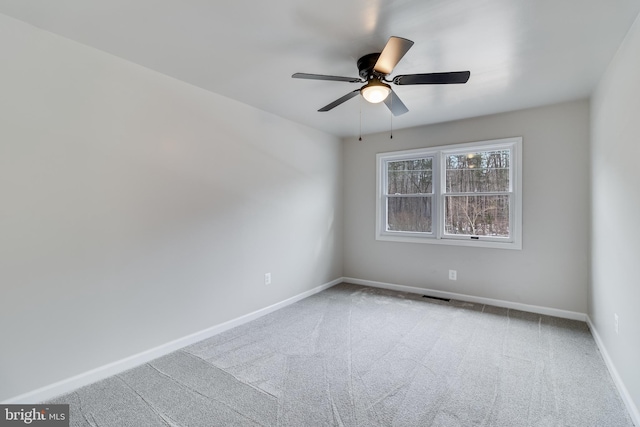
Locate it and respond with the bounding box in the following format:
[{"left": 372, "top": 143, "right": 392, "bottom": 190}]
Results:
[{"left": 357, "top": 53, "right": 382, "bottom": 80}]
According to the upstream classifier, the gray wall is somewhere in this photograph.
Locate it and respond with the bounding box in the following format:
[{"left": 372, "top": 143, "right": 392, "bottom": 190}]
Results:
[
  {"left": 0, "top": 15, "right": 342, "bottom": 401},
  {"left": 343, "top": 100, "right": 590, "bottom": 313},
  {"left": 590, "top": 13, "right": 640, "bottom": 416}
]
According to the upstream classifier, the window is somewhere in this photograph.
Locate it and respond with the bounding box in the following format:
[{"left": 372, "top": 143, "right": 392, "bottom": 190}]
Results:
[{"left": 376, "top": 137, "right": 522, "bottom": 249}]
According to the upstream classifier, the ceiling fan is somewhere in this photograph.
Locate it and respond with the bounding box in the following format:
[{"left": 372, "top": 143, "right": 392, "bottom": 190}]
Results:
[{"left": 292, "top": 36, "right": 470, "bottom": 116}]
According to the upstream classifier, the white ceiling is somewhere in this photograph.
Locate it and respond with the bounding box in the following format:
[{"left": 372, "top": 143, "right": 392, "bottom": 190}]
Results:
[{"left": 1, "top": 0, "right": 639, "bottom": 137}]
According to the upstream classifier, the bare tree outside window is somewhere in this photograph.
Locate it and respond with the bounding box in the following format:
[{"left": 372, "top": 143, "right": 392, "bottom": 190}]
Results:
[
  {"left": 376, "top": 137, "right": 521, "bottom": 249},
  {"left": 444, "top": 150, "right": 511, "bottom": 237},
  {"left": 386, "top": 158, "right": 433, "bottom": 232}
]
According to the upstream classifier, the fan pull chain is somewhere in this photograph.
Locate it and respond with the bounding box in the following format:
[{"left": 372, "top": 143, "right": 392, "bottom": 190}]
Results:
[
  {"left": 359, "top": 100, "right": 363, "bottom": 141},
  {"left": 390, "top": 95, "right": 393, "bottom": 139}
]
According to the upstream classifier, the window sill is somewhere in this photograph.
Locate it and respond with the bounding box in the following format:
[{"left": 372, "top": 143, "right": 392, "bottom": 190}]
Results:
[{"left": 376, "top": 233, "right": 522, "bottom": 250}]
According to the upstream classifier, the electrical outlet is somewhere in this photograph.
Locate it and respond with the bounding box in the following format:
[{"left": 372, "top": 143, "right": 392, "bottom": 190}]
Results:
[
  {"left": 614, "top": 313, "right": 619, "bottom": 335},
  {"left": 449, "top": 270, "right": 457, "bottom": 281},
  {"left": 264, "top": 273, "right": 271, "bottom": 285}
]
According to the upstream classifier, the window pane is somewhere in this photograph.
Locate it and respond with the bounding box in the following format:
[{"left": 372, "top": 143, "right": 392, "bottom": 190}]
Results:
[
  {"left": 444, "top": 195, "right": 510, "bottom": 237},
  {"left": 387, "top": 196, "right": 432, "bottom": 232},
  {"left": 387, "top": 158, "right": 433, "bottom": 194},
  {"left": 446, "top": 150, "right": 510, "bottom": 193}
]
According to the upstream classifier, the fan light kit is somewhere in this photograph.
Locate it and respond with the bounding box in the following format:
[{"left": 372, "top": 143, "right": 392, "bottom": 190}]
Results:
[
  {"left": 361, "top": 80, "right": 391, "bottom": 103},
  {"left": 292, "top": 36, "right": 470, "bottom": 115}
]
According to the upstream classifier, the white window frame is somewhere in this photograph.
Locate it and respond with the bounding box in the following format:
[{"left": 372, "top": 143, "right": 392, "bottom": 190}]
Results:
[{"left": 376, "top": 137, "right": 522, "bottom": 250}]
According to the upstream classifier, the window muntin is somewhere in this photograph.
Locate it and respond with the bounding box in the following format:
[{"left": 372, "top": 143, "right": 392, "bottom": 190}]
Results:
[{"left": 376, "top": 137, "right": 522, "bottom": 249}]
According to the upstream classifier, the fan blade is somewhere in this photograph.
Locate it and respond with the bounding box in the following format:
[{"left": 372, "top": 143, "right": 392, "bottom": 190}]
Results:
[
  {"left": 393, "top": 71, "right": 471, "bottom": 85},
  {"left": 383, "top": 90, "right": 409, "bottom": 116},
  {"left": 292, "top": 73, "right": 362, "bottom": 83},
  {"left": 318, "top": 90, "right": 360, "bottom": 112},
  {"left": 374, "top": 36, "right": 414, "bottom": 75}
]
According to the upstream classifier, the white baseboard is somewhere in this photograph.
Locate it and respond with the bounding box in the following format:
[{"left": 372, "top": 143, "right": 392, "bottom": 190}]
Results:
[
  {"left": 343, "top": 277, "right": 588, "bottom": 321},
  {"left": 587, "top": 316, "right": 640, "bottom": 426},
  {"left": 3, "top": 278, "right": 342, "bottom": 404}
]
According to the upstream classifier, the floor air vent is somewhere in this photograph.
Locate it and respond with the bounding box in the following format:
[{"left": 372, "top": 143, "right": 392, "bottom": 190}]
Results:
[{"left": 422, "top": 295, "right": 451, "bottom": 302}]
